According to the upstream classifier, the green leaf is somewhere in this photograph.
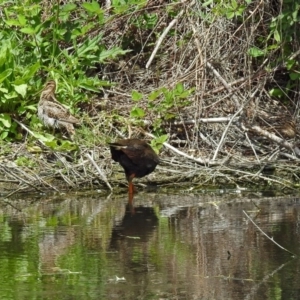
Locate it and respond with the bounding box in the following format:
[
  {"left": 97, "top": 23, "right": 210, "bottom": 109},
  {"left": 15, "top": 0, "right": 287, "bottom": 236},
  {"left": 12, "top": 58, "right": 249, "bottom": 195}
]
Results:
[
  {"left": 82, "top": 1, "right": 101, "bottom": 13},
  {"left": 148, "top": 89, "right": 161, "bottom": 101},
  {"left": 231, "top": 0, "right": 237, "bottom": 9},
  {"left": 226, "top": 11, "right": 235, "bottom": 19},
  {"left": 0, "top": 69, "right": 12, "bottom": 84},
  {"left": 45, "top": 140, "right": 78, "bottom": 151},
  {"left": 22, "top": 62, "right": 40, "bottom": 80},
  {"left": 13, "top": 84, "right": 27, "bottom": 98},
  {"left": 274, "top": 29, "right": 281, "bottom": 42},
  {"left": 175, "top": 83, "right": 184, "bottom": 94},
  {"left": 132, "top": 90, "right": 143, "bottom": 101},
  {"left": 269, "top": 88, "right": 284, "bottom": 98},
  {"left": 248, "top": 47, "right": 265, "bottom": 57},
  {"left": 0, "top": 131, "right": 8, "bottom": 139},
  {"left": 18, "top": 15, "right": 27, "bottom": 26},
  {"left": 24, "top": 105, "right": 36, "bottom": 112},
  {"left": 20, "top": 27, "right": 36, "bottom": 34},
  {"left": 0, "top": 87, "right": 8, "bottom": 93},
  {"left": 290, "top": 72, "right": 300, "bottom": 80},
  {"left": 155, "top": 134, "right": 168, "bottom": 144},
  {"left": 286, "top": 59, "right": 295, "bottom": 70},
  {"left": 62, "top": 3, "right": 77, "bottom": 12},
  {"left": 0, "top": 114, "right": 11, "bottom": 128},
  {"left": 98, "top": 47, "right": 130, "bottom": 62},
  {"left": 202, "top": 0, "right": 213, "bottom": 7},
  {"left": 151, "top": 134, "right": 168, "bottom": 152},
  {"left": 130, "top": 107, "right": 145, "bottom": 118},
  {"left": 33, "top": 132, "right": 55, "bottom": 142},
  {"left": 4, "top": 19, "right": 21, "bottom": 26},
  {"left": 76, "top": 34, "right": 102, "bottom": 57}
]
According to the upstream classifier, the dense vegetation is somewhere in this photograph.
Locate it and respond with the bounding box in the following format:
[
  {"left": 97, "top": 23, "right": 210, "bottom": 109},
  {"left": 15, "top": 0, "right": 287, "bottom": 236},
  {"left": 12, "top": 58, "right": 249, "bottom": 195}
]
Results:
[{"left": 0, "top": 0, "right": 300, "bottom": 192}]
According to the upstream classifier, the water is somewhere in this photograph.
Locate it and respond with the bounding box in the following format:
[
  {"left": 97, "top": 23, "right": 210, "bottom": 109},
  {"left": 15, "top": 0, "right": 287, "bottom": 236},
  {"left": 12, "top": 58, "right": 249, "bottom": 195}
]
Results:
[{"left": 0, "top": 191, "right": 300, "bottom": 299}]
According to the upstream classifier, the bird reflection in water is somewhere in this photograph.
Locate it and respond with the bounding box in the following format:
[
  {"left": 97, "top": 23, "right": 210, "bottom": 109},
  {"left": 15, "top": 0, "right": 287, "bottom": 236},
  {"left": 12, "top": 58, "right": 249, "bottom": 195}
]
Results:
[
  {"left": 110, "top": 204, "right": 158, "bottom": 249},
  {"left": 107, "top": 203, "right": 159, "bottom": 291}
]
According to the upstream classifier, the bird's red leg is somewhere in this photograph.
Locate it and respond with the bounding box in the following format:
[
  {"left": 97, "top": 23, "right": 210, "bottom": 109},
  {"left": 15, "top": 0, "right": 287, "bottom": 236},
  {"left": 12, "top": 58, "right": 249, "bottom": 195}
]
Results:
[
  {"left": 128, "top": 191, "right": 135, "bottom": 215},
  {"left": 128, "top": 174, "right": 135, "bottom": 195},
  {"left": 127, "top": 174, "right": 135, "bottom": 214},
  {"left": 128, "top": 181, "right": 134, "bottom": 195}
]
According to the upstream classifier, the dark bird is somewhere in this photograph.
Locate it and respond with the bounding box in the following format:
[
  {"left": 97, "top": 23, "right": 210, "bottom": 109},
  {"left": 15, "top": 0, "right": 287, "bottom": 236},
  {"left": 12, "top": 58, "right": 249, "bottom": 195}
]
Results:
[
  {"left": 109, "top": 139, "right": 159, "bottom": 195},
  {"left": 38, "top": 80, "right": 80, "bottom": 139}
]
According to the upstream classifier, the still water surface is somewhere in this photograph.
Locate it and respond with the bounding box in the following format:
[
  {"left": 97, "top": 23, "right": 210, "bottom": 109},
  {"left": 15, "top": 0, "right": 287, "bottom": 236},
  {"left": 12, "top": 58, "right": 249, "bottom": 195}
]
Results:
[{"left": 0, "top": 191, "right": 300, "bottom": 299}]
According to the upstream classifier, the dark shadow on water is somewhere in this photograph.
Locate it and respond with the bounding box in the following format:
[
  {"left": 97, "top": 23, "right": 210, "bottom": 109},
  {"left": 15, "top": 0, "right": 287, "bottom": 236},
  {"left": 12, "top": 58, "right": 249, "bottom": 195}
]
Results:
[{"left": 110, "top": 204, "right": 158, "bottom": 248}]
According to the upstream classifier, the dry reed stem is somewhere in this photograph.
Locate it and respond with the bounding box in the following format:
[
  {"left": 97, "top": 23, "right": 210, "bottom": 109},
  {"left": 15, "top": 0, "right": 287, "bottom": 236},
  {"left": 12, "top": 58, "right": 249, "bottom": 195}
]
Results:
[{"left": 1, "top": 0, "right": 300, "bottom": 193}]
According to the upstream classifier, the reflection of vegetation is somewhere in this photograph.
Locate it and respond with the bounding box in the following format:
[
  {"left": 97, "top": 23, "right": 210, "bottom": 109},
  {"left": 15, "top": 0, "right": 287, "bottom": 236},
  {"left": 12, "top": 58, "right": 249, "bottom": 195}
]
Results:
[
  {"left": 0, "top": 197, "right": 196, "bottom": 298},
  {"left": 0, "top": 194, "right": 116, "bottom": 299},
  {"left": 156, "top": 215, "right": 194, "bottom": 268},
  {"left": 1, "top": 193, "right": 300, "bottom": 299}
]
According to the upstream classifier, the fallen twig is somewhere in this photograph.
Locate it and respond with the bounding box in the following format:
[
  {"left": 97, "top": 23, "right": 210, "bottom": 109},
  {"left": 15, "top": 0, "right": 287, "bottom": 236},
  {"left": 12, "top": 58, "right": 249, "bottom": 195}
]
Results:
[
  {"left": 143, "top": 131, "right": 227, "bottom": 166},
  {"left": 243, "top": 210, "right": 295, "bottom": 256},
  {"left": 240, "top": 120, "right": 300, "bottom": 157},
  {"left": 85, "top": 152, "right": 113, "bottom": 191}
]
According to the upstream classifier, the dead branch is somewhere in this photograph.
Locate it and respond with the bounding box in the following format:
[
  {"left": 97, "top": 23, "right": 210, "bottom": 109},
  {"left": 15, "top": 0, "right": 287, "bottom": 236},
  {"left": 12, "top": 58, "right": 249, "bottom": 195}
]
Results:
[{"left": 243, "top": 210, "right": 295, "bottom": 256}]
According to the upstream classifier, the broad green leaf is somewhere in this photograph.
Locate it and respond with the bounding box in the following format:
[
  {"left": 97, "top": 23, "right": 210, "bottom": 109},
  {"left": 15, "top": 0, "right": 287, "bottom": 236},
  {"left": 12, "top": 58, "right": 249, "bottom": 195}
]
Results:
[
  {"left": 22, "top": 62, "right": 40, "bottom": 79},
  {"left": 150, "top": 134, "right": 168, "bottom": 152},
  {"left": 286, "top": 59, "right": 295, "bottom": 70},
  {"left": 71, "top": 28, "right": 82, "bottom": 38},
  {"left": 290, "top": 72, "right": 300, "bottom": 80},
  {"left": 0, "top": 131, "right": 8, "bottom": 139},
  {"left": 18, "top": 15, "right": 27, "bottom": 26},
  {"left": 248, "top": 47, "right": 264, "bottom": 57},
  {"left": 24, "top": 105, "right": 37, "bottom": 112},
  {"left": 20, "top": 27, "right": 36, "bottom": 34},
  {"left": 45, "top": 140, "right": 78, "bottom": 151},
  {"left": 44, "top": 140, "right": 57, "bottom": 147},
  {"left": 231, "top": 0, "right": 237, "bottom": 9},
  {"left": 82, "top": 1, "right": 101, "bottom": 13},
  {"left": 292, "top": 9, "right": 298, "bottom": 21},
  {"left": 132, "top": 90, "right": 143, "bottom": 101},
  {"left": 148, "top": 89, "right": 161, "bottom": 101},
  {"left": 274, "top": 29, "right": 281, "bottom": 42},
  {"left": 175, "top": 83, "right": 184, "bottom": 94},
  {"left": 130, "top": 107, "right": 145, "bottom": 118},
  {"left": 4, "top": 19, "right": 21, "bottom": 26},
  {"left": 155, "top": 134, "right": 168, "bottom": 144},
  {"left": 0, "top": 69, "right": 12, "bottom": 83},
  {"left": 62, "top": 3, "right": 77, "bottom": 12},
  {"left": 269, "top": 88, "right": 284, "bottom": 97},
  {"left": 4, "top": 91, "right": 18, "bottom": 99},
  {"left": 0, "top": 114, "right": 11, "bottom": 128},
  {"left": 226, "top": 11, "right": 235, "bottom": 19},
  {"left": 202, "top": 0, "right": 213, "bottom": 7},
  {"left": 33, "top": 132, "right": 55, "bottom": 142},
  {"left": 13, "top": 84, "right": 27, "bottom": 98}
]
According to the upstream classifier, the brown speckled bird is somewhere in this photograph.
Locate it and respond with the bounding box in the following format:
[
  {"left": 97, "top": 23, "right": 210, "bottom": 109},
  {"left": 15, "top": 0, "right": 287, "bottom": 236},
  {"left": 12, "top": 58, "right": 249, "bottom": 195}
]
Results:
[
  {"left": 38, "top": 80, "right": 80, "bottom": 139},
  {"left": 276, "top": 120, "right": 296, "bottom": 139},
  {"left": 109, "top": 139, "right": 159, "bottom": 194}
]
